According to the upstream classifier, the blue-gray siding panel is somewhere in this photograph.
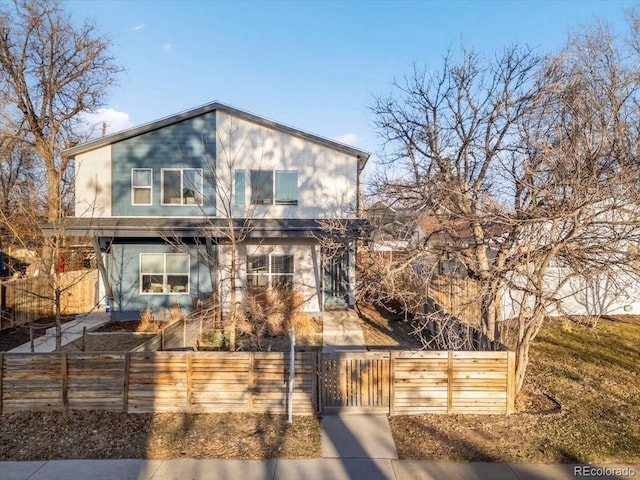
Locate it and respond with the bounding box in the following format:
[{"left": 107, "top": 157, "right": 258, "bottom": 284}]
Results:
[
  {"left": 112, "top": 112, "right": 217, "bottom": 216},
  {"left": 108, "top": 242, "right": 214, "bottom": 319}
]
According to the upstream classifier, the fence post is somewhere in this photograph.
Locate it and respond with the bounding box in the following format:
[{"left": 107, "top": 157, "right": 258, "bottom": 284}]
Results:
[
  {"left": 0, "top": 352, "right": 3, "bottom": 415},
  {"left": 447, "top": 350, "right": 454, "bottom": 414},
  {"left": 61, "top": 352, "right": 68, "bottom": 414},
  {"left": 311, "top": 352, "right": 318, "bottom": 414},
  {"left": 288, "top": 325, "right": 295, "bottom": 424},
  {"left": 389, "top": 351, "right": 395, "bottom": 416},
  {"left": 507, "top": 351, "right": 516, "bottom": 414},
  {"left": 186, "top": 351, "right": 192, "bottom": 413},
  {"left": 248, "top": 353, "right": 254, "bottom": 413},
  {"left": 123, "top": 351, "right": 130, "bottom": 413}
]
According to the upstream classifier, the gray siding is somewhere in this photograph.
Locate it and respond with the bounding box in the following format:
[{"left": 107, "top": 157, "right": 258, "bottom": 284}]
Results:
[
  {"left": 111, "top": 112, "right": 217, "bottom": 216},
  {"left": 108, "top": 242, "right": 215, "bottom": 320}
]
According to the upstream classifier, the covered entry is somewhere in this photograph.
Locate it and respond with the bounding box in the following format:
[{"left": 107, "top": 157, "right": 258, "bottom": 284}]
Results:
[{"left": 322, "top": 245, "right": 350, "bottom": 310}]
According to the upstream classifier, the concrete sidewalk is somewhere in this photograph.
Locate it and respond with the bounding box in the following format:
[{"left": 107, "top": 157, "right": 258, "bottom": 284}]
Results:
[
  {"left": 1, "top": 459, "right": 637, "bottom": 480},
  {"left": 8, "top": 312, "right": 110, "bottom": 353}
]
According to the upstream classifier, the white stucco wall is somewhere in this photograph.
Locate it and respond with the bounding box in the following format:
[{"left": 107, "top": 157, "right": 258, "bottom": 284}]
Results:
[
  {"left": 217, "top": 240, "right": 322, "bottom": 314},
  {"left": 215, "top": 110, "right": 359, "bottom": 220},
  {"left": 501, "top": 267, "right": 640, "bottom": 318},
  {"left": 74, "top": 145, "right": 112, "bottom": 217}
]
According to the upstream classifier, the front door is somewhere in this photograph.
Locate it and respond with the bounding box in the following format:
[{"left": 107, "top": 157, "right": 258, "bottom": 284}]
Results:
[{"left": 322, "top": 246, "right": 349, "bottom": 310}]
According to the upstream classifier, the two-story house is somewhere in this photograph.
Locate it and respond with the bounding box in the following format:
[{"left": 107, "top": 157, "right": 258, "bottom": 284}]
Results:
[{"left": 49, "top": 102, "right": 369, "bottom": 320}]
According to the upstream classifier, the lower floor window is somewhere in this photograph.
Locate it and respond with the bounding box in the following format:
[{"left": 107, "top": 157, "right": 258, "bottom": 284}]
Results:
[
  {"left": 247, "top": 254, "right": 294, "bottom": 288},
  {"left": 141, "top": 253, "right": 190, "bottom": 294}
]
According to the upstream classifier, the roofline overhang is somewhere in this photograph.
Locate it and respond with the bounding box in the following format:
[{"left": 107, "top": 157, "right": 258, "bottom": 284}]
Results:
[{"left": 63, "top": 101, "right": 370, "bottom": 171}]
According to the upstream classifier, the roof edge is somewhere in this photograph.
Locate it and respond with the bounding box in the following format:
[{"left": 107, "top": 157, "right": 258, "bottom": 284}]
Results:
[{"left": 63, "top": 101, "right": 371, "bottom": 168}]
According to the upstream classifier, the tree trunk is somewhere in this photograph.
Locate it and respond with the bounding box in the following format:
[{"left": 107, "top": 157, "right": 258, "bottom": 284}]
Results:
[
  {"left": 227, "top": 235, "right": 237, "bottom": 351},
  {"left": 480, "top": 290, "right": 500, "bottom": 345},
  {"left": 45, "top": 161, "right": 62, "bottom": 222}
]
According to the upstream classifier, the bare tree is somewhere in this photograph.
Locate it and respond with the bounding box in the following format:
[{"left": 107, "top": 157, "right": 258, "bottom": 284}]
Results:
[
  {"left": 370, "top": 23, "right": 640, "bottom": 392},
  {"left": 0, "top": 0, "right": 120, "bottom": 349},
  {"left": 0, "top": 124, "right": 42, "bottom": 250},
  {"left": 0, "top": 0, "right": 121, "bottom": 223}
]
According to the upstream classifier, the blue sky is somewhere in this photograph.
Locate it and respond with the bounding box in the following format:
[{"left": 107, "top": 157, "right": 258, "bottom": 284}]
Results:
[{"left": 67, "top": 0, "right": 636, "bottom": 165}]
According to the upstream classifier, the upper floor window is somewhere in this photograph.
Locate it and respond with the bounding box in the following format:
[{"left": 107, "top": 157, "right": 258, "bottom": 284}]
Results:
[
  {"left": 249, "top": 170, "right": 298, "bottom": 206},
  {"left": 275, "top": 171, "right": 298, "bottom": 205},
  {"left": 162, "top": 168, "right": 203, "bottom": 205},
  {"left": 234, "top": 170, "right": 246, "bottom": 206},
  {"left": 246, "top": 254, "right": 294, "bottom": 288},
  {"left": 140, "top": 253, "right": 190, "bottom": 294},
  {"left": 132, "top": 168, "right": 152, "bottom": 205}
]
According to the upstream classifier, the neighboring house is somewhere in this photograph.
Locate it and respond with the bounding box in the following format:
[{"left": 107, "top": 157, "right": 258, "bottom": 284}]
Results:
[
  {"left": 415, "top": 216, "right": 640, "bottom": 318},
  {"left": 366, "top": 201, "right": 421, "bottom": 254},
  {"left": 45, "top": 102, "right": 369, "bottom": 319}
]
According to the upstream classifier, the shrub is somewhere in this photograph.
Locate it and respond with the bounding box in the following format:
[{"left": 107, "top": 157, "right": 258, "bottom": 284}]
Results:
[
  {"left": 243, "top": 287, "right": 306, "bottom": 346},
  {"left": 137, "top": 307, "right": 160, "bottom": 333}
]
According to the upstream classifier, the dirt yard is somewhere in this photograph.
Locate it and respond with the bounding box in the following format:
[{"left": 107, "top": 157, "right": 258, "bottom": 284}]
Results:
[
  {"left": 0, "top": 412, "right": 320, "bottom": 460},
  {"left": 61, "top": 333, "right": 156, "bottom": 352},
  {"left": 0, "top": 315, "right": 77, "bottom": 351}
]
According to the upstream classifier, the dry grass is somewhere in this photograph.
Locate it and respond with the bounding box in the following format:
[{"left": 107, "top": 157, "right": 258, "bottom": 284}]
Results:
[
  {"left": 137, "top": 307, "right": 161, "bottom": 333},
  {"left": 390, "top": 316, "right": 640, "bottom": 463}
]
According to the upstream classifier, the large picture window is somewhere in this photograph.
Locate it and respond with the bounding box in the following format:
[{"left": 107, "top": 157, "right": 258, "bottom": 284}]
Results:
[
  {"left": 140, "top": 253, "right": 190, "bottom": 294},
  {"left": 246, "top": 254, "right": 294, "bottom": 288},
  {"left": 161, "top": 168, "right": 203, "bottom": 205},
  {"left": 132, "top": 168, "right": 152, "bottom": 205},
  {"left": 250, "top": 170, "right": 297, "bottom": 205}
]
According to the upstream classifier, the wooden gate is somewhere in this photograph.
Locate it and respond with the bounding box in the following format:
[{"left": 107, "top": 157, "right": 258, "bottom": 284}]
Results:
[{"left": 320, "top": 352, "right": 390, "bottom": 413}]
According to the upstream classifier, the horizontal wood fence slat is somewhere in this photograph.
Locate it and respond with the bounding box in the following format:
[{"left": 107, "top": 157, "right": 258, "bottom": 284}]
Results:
[{"left": 0, "top": 350, "right": 515, "bottom": 416}]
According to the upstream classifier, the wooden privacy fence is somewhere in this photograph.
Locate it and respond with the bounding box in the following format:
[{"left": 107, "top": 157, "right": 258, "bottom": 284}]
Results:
[
  {"left": 426, "top": 276, "right": 483, "bottom": 326},
  {"left": 0, "top": 349, "right": 515, "bottom": 416},
  {"left": 132, "top": 316, "right": 203, "bottom": 352},
  {"left": 0, "top": 351, "right": 316, "bottom": 415},
  {"left": 321, "top": 351, "right": 514, "bottom": 415},
  {"left": 0, "top": 270, "right": 97, "bottom": 328}
]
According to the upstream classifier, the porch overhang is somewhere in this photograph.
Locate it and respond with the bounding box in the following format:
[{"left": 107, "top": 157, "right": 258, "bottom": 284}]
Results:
[{"left": 42, "top": 217, "right": 371, "bottom": 241}]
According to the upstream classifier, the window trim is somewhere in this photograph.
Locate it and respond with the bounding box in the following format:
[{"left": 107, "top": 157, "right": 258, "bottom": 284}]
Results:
[
  {"left": 160, "top": 168, "right": 204, "bottom": 206},
  {"left": 246, "top": 254, "right": 294, "bottom": 289},
  {"left": 131, "top": 168, "right": 153, "bottom": 206},
  {"left": 140, "top": 252, "right": 190, "bottom": 295}
]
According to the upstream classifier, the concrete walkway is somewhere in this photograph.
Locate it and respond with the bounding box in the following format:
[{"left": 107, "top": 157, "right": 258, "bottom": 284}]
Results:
[
  {"left": 321, "top": 310, "right": 398, "bottom": 462},
  {"left": 8, "top": 311, "right": 110, "bottom": 353},
  {"left": 1, "top": 459, "right": 637, "bottom": 480},
  {"left": 322, "top": 310, "right": 366, "bottom": 352}
]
